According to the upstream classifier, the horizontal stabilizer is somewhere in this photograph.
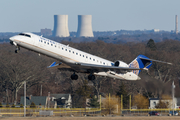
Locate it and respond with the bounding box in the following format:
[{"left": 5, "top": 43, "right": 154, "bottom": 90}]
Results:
[
  {"left": 47, "top": 62, "right": 72, "bottom": 70},
  {"left": 47, "top": 62, "right": 62, "bottom": 68},
  {"left": 139, "top": 57, "right": 173, "bottom": 65}
]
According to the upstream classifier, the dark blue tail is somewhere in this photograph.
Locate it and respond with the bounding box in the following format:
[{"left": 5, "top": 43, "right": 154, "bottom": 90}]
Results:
[{"left": 129, "top": 55, "right": 152, "bottom": 75}]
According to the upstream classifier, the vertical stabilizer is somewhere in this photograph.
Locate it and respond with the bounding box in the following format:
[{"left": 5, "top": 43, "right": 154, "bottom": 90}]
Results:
[{"left": 129, "top": 55, "right": 152, "bottom": 75}]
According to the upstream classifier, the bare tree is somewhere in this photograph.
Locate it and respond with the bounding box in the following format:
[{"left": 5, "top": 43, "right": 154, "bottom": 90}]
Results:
[{"left": 0, "top": 44, "right": 50, "bottom": 103}]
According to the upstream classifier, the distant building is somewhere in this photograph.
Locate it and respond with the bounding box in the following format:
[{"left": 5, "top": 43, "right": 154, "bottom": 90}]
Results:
[
  {"left": 51, "top": 94, "right": 72, "bottom": 108},
  {"left": 20, "top": 96, "right": 51, "bottom": 108},
  {"left": 149, "top": 98, "right": 180, "bottom": 109},
  {"left": 20, "top": 94, "right": 72, "bottom": 108},
  {"left": 41, "top": 28, "right": 52, "bottom": 36},
  {"left": 153, "top": 29, "right": 160, "bottom": 32}
]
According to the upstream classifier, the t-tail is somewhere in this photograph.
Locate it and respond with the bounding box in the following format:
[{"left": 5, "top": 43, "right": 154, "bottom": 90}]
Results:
[
  {"left": 129, "top": 55, "right": 152, "bottom": 75},
  {"left": 129, "top": 54, "right": 172, "bottom": 75}
]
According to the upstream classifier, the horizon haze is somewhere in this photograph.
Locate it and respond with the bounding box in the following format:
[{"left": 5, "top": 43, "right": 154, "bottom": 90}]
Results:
[{"left": 0, "top": 0, "right": 180, "bottom": 32}]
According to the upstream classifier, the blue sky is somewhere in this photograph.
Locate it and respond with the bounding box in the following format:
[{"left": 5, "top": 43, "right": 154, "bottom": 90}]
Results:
[{"left": 0, "top": 0, "right": 180, "bottom": 32}]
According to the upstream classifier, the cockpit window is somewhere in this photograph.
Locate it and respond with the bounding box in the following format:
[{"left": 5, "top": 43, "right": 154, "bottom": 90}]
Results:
[
  {"left": 18, "top": 33, "right": 31, "bottom": 38},
  {"left": 19, "top": 33, "right": 25, "bottom": 36},
  {"left": 25, "top": 34, "right": 31, "bottom": 37}
]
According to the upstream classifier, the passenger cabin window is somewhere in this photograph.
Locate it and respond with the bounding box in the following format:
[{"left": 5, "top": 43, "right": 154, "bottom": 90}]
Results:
[{"left": 18, "top": 33, "right": 31, "bottom": 38}]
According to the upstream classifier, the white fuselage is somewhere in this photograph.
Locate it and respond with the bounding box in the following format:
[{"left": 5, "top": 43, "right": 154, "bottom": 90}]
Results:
[{"left": 9, "top": 33, "right": 140, "bottom": 80}]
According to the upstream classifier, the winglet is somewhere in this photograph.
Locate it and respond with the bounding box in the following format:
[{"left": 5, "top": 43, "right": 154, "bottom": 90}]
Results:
[{"left": 47, "top": 62, "right": 61, "bottom": 68}]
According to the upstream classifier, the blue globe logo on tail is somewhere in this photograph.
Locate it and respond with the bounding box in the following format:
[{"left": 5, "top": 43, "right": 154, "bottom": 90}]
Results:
[
  {"left": 129, "top": 55, "right": 152, "bottom": 75},
  {"left": 129, "top": 59, "right": 139, "bottom": 75}
]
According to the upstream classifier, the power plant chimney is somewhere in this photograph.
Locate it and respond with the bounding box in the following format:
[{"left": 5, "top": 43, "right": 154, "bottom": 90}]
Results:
[
  {"left": 76, "top": 15, "right": 94, "bottom": 37},
  {"left": 53, "top": 15, "right": 70, "bottom": 37},
  {"left": 175, "top": 15, "right": 178, "bottom": 34}
]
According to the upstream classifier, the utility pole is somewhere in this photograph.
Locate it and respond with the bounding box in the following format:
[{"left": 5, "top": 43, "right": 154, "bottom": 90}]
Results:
[
  {"left": 48, "top": 92, "right": 50, "bottom": 108},
  {"left": 129, "top": 95, "right": 131, "bottom": 114},
  {"left": 24, "top": 81, "right": 26, "bottom": 117},
  {"left": 172, "top": 81, "right": 175, "bottom": 116},
  {"left": 109, "top": 93, "right": 110, "bottom": 115},
  {"left": 6, "top": 89, "right": 8, "bottom": 104},
  {"left": 121, "top": 95, "right": 123, "bottom": 115},
  {"left": 40, "top": 85, "right": 42, "bottom": 96}
]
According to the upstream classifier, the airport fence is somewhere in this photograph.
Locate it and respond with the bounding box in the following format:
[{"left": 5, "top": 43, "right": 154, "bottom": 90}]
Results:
[
  {"left": 0, "top": 107, "right": 101, "bottom": 117},
  {"left": 0, "top": 107, "right": 180, "bottom": 117},
  {"left": 122, "top": 108, "right": 180, "bottom": 116}
]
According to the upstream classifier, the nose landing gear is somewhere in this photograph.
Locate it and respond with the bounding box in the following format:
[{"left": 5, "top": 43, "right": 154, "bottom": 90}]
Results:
[{"left": 15, "top": 47, "right": 20, "bottom": 53}]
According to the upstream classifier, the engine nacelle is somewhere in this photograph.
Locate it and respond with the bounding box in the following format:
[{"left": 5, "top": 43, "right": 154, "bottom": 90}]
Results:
[{"left": 114, "top": 60, "right": 128, "bottom": 67}]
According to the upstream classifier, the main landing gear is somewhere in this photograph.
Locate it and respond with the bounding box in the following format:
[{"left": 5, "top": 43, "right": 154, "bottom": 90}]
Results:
[
  {"left": 71, "top": 73, "right": 78, "bottom": 80},
  {"left": 88, "top": 74, "right": 95, "bottom": 81},
  {"left": 70, "top": 73, "right": 96, "bottom": 81}
]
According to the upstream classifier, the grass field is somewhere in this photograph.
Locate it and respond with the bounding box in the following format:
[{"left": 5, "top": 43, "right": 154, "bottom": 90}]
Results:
[{"left": 0, "top": 116, "right": 180, "bottom": 120}]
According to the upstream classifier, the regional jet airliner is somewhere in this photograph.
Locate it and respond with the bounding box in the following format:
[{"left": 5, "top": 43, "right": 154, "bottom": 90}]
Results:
[{"left": 9, "top": 32, "right": 172, "bottom": 81}]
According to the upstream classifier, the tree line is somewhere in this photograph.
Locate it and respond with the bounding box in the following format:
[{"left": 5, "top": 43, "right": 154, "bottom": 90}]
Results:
[{"left": 0, "top": 39, "right": 180, "bottom": 108}]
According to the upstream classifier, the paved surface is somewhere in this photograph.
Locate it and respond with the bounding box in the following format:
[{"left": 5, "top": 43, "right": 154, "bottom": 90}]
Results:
[{"left": 0, "top": 116, "right": 180, "bottom": 120}]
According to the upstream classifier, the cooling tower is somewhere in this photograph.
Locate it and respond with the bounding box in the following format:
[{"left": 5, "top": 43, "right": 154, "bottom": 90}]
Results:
[
  {"left": 53, "top": 15, "right": 70, "bottom": 37},
  {"left": 76, "top": 15, "right": 94, "bottom": 37}
]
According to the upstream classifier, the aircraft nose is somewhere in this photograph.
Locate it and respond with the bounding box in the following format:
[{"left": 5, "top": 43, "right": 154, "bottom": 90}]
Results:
[
  {"left": 9, "top": 37, "right": 16, "bottom": 45},
  {"left": 9, "top": 37, "right": 14, "bottom": 41}
]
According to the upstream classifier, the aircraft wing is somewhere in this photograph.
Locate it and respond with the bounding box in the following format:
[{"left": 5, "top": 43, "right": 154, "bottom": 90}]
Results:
[
  {"left": 72, "top": 62, "right": 142, "bottom": 73},
  {"left": 48, "top": 62, "right": 142, "bottom": 73}
]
